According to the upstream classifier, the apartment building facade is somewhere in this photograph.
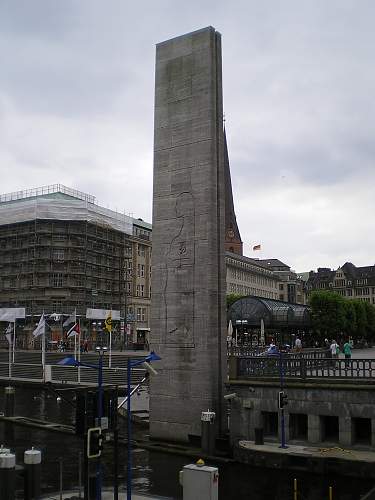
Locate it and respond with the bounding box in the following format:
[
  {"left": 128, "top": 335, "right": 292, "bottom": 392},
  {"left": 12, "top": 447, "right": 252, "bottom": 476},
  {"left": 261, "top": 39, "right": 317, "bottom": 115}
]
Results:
[
  {"left": 306, "top": 262, "right": 375, "bottom": 304},
  {"left": 0, "top": 185, "right": 151, "bottom": 347}
]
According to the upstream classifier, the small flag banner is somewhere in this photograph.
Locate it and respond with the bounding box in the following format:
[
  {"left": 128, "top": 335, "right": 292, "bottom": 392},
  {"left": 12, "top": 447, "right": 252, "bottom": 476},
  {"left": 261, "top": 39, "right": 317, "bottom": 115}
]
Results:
[
  {"left": 105, "top": 311, "right": 112, "bottom": 333},
  {"left": 33, "top": 314, "right": 46, "bottom": 338},
  {"left": 67, "top": 323, "right": 80, "bottom": 338},
  {"left": 4, "top": 323, "right": 12, "bottom": 345}
]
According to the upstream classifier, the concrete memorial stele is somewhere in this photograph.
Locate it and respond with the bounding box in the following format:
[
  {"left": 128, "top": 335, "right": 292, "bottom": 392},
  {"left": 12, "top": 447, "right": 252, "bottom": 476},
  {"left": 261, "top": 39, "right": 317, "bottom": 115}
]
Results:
[{"left": 150, "top": 27, "right": 227, "bottom": 442}]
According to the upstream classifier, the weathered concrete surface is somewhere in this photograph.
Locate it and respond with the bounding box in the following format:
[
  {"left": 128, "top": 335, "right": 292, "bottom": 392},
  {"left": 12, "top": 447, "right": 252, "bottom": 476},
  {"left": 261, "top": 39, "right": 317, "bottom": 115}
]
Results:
[
  {"left": 235, "top": 440, "right": 375, "bottom": 478},
  {"left": 228, "top": 381, "right": 375, "bottom": 449},
  {"left": 150, "top": 27, "right": 227, "bottom": 442}
]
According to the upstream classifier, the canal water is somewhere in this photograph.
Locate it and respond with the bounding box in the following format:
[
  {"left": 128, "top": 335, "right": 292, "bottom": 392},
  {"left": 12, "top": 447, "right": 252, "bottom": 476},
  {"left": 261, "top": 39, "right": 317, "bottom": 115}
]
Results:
[{"left": 0, "top": 385, "right": 373, "bottom": 499}]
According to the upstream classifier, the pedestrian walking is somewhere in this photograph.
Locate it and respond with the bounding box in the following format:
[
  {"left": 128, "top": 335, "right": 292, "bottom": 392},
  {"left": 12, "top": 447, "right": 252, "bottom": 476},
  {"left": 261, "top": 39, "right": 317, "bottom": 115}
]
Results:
[
  {"left": 343, "top": 339, "right": 352, "bottom": 368},
  {"left": 295, "top": 337, "right": 302, "bottom": 353},
  {"left": 330, "top": 340, "right": 339, "bottom": 367}
]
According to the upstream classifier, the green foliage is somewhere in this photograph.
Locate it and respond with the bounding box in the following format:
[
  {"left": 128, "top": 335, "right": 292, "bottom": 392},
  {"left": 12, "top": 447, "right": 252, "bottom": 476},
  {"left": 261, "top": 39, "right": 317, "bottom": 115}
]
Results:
[
  {"left": 344, "top": 301, "right": 357, "bottom": 336},
  {"left": 309, "top": 291, "right": 347, "bottom": 337},
  {"left": 353, "top": 300, "right": 367, "bottom": 337},
  {"left": 309, "top": 290, "right": 375, "bottom": 340},
  {"left": 226, "top": 293, "right": 245, "bottom": 310}
]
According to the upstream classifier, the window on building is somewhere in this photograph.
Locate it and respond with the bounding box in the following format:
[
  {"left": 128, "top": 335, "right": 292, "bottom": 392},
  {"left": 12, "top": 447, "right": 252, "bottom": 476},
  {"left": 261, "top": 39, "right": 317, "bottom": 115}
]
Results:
[
  {"left": 137, "top": 245, "right": 145, "bottom": 257},
  {"left": 136, "top": 307, "right": 147, "bottom": 322},
  {"left": 279, "top": 283, "right": 284, "bottom": 291},
  {"left": 53, "top": 234, "right": 67, "bottom": 242},
  {"left": 76, "top": 276, "right": 85, "bottom": 287},
  {"left": 347, "top": 289, "right": 353, "bottom": 296},
  {"left": 53, "top": 249, "right": 65, "bottom": 261},
  {"left": 51, "top": 273, "right": 63, "bottom": 287}
]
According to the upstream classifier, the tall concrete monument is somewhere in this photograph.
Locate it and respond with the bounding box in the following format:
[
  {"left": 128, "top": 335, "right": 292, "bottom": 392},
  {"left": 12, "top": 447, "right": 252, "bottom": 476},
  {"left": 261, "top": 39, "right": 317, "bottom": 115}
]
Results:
[{"left": 150, "top": 27, "right": 227, "bottom": 442}]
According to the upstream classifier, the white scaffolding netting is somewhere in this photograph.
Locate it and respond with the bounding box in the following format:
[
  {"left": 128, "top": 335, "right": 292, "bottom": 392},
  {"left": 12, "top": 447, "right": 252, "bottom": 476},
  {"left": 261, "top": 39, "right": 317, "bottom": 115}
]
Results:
[{"left": 0, "top": 196, "right": 134, "bottom": 235}]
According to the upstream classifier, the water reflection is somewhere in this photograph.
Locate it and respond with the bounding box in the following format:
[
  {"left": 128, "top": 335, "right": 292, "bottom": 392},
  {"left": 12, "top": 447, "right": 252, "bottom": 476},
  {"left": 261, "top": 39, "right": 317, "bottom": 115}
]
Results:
[{"left": 0, "top": 386, "right": 373, "bottom": 499}]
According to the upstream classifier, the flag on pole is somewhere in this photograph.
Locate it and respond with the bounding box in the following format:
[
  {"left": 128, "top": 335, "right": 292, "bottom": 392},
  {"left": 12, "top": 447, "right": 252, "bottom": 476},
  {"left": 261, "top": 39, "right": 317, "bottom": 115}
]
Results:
[
  {"left": 253, "top": 244, "right": 261, "bottom": 251},
  {"left": 67, "top": 322, "right": 80, "bottom": 338},
  {"left": 4, "top": 323, "right": 12, "bottom": 345},
  {"left": 104, "top": 311, "right": 112, "bottom": 333},
  {"left": 33, "top": 314, "right": 46, "bottom": 338},
  {"left": 63, "top": 310, "right": 76, "bottom": 327}
]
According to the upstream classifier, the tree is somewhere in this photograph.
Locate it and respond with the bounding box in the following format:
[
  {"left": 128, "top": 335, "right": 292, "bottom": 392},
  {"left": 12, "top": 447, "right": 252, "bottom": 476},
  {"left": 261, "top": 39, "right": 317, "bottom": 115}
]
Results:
[
  {"left": 309, "top": 290, "right": 347, "bottom": 338},
  {"left": 353, "top": 300, "right": 367, "bottom": 338},
  {"left": 344, "top": 300, "right": 357, "bottom": 337},
  {"left": 226, "top": 293, "right": 245, "bottom": 310},
  {"left": 363, "top": 301, "right": 375, "bottom": 339}
]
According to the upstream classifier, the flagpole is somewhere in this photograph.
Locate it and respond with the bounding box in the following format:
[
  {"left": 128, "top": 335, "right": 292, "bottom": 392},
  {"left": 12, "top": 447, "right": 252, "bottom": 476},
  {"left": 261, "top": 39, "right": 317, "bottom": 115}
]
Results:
[
  {"left": 8, "top": 330, "right": 11, "bottom": 380},
  {"left": 12, "top": 320, "right": 16, "bottom": 363},
  {"left": 42, "top": 312, "right": 46, "bottom": 382},
  {"left": 109, "top": 311, "right": 112, "bottom": 368},
  {"left": 78, "top": 317, "right": 81, "bottom": 384}
]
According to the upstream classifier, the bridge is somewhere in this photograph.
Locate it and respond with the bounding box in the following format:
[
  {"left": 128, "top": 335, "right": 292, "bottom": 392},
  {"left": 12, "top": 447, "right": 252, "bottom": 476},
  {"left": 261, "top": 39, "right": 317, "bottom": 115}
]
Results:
[
  {"left": 0, "top": 350, "right": 147, "bottom": 387},
  {"left": 227, "top": 348, "right": 375, "bottom": 455}
]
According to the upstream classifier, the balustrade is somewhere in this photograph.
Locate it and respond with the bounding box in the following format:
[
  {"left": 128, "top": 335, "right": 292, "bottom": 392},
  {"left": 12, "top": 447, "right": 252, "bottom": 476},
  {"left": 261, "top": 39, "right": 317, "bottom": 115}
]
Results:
[{"left": 231, "top": 355, "right": 375, "bottom": 381}]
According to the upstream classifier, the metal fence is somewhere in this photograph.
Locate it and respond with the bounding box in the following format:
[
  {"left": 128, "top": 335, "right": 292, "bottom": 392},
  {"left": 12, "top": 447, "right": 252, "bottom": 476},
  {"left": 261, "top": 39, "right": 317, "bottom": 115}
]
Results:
[{"left": 230, "top": 356, "right": 375, "bottom": 381}]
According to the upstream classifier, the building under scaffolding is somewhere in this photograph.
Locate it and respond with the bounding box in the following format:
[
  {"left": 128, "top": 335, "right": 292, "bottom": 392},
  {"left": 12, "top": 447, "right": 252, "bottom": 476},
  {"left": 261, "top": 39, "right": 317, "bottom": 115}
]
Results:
[{"left": 0, "top": 184, "right": 151, "bottom": 349}]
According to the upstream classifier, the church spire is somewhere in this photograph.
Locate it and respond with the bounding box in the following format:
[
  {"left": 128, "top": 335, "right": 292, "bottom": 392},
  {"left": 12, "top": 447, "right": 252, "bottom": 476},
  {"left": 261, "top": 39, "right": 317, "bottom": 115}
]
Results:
[{"left": 223, "top": 128, "right": 243, "bottom": 255}]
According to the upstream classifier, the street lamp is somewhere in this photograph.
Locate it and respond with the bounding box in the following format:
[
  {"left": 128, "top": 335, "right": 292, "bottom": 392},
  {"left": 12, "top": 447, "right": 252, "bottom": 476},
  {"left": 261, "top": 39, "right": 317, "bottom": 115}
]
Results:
[
  {"left": 278, "top": 350, "right": 288, "bottom": 449},
  {"left": 58, "top": 346, "right": 108, "bottom": 500},
  {"left": 125, "top": 351, "right": 161, "bottom": 500}
]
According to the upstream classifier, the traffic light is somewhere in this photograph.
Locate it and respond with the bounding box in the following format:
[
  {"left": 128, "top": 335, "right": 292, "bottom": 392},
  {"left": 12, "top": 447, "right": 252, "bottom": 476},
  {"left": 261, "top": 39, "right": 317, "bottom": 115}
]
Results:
[
  {"left": 87, "top": 427, "right": 103, "bottom": 458},
  {"left": 278, "top": 391, "right": 288, "bottom": 409}
]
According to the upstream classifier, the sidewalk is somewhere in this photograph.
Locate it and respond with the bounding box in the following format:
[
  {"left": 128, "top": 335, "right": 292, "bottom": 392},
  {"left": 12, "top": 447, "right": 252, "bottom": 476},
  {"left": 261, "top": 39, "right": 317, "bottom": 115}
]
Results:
[{"left": 42, "top": 490, "right": 173, "bottom": 499}]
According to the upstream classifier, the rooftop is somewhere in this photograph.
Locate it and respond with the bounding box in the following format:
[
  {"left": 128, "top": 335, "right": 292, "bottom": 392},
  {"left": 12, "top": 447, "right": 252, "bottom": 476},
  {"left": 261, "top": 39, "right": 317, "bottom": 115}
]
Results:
[{"left": 0, "top": 184, "right": 96, "bottom": 205}]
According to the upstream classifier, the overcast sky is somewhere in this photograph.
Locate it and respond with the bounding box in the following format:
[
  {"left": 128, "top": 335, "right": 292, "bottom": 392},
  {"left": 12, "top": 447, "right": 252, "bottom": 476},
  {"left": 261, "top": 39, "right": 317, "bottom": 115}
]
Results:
[{"left": 1, "top": 0, "right": 374, "bottom": 272}]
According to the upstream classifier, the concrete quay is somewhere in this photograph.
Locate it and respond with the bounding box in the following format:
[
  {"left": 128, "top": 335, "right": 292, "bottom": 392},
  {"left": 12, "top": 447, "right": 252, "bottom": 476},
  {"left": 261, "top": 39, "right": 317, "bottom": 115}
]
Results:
[{"left": 235, "top": 440, "right": 375, "bottom": 478}]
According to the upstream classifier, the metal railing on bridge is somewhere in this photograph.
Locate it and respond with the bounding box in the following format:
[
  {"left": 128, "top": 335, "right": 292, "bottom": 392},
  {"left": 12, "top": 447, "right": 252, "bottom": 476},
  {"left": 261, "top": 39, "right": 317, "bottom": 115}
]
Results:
[{"left": 229, "top": 355, "right": 375, "bottom": 381}]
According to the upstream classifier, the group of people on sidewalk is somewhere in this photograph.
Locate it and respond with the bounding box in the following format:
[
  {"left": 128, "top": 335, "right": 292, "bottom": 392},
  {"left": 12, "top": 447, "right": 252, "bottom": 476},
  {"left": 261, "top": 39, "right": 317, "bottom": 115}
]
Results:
[{"left": 324, "top": 338, "right": 353, "bottom": 367}]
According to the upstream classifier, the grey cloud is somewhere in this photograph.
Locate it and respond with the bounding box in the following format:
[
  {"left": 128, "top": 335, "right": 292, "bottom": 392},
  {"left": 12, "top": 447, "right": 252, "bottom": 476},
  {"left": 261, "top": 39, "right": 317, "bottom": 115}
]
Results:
[{"left": 1, "top": 0, "right": 374, "bottom": 270}]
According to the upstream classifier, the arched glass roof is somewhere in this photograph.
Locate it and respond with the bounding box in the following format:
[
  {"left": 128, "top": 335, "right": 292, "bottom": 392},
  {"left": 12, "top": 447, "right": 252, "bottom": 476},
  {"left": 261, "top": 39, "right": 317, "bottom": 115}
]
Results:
[{"left": 228, "top": 296, "right": 311, "bottom": 329}]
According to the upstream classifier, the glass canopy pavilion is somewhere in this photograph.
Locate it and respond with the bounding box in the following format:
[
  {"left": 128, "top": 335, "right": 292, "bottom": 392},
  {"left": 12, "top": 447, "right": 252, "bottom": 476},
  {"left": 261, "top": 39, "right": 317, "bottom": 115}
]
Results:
[{"left": 228, "top": 296, "right": 311, "bottom": 345}]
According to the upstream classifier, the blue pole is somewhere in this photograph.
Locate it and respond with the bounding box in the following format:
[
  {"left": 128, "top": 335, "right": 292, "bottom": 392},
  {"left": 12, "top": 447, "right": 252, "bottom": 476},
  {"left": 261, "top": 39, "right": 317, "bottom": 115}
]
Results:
[
  {"left": 127, "top": 357, "right": 132, "bottom": 500},
  {"left": 279, "top": 351, "right": 287, "bottom": 449},
  {"left": 96, "top": 351, "right": 103, "bottom": 500}
]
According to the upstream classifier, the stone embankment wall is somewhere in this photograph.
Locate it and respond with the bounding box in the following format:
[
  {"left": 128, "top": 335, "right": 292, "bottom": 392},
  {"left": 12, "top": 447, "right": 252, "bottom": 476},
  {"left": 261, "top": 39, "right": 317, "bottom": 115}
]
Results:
[{"left": 228, "top": 381, "right": 375, "bottom": 448}]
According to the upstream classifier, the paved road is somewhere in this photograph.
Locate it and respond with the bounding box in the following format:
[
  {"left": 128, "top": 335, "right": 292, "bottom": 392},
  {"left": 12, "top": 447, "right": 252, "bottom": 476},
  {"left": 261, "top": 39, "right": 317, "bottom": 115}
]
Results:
[{"left": 343, "top": 347, "right": 375, "bottom": 359}]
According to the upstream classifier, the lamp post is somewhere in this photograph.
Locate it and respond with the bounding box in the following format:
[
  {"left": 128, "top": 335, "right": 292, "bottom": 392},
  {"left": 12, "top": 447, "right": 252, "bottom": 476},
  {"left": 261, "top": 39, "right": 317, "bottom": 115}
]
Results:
[
  {"left": 58, "top": 346, "right": 108, "bottom": 500},
  {"left": 278, "top": 350, "right": 288, "bottom": 449},
  {"left": 125, "top": 351, "right": 161, "bottom": 500}
]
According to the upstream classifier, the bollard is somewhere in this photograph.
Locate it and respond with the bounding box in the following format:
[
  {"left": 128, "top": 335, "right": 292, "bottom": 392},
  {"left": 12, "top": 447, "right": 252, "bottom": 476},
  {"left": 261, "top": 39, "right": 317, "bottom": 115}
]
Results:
[
  {"left": 0, "top": 452, "right": 16, "bottom": 500},
  {"left": 293, "top": 478, "right": 298, "bottom": 500},
  {"left": 328, "top": 486, "right": 333, "bottom": 500},
  {"left": 24, "top": 448, "right": 41, "bottom": 500},
  {"left": 201, "top": 410, "right": 216, "bottom": 456},
  {"left": 4, "top": 387, "right": 15, "bottom": 445},
  {"left": 4, "top": 387, "right": 15, "bottom": 417}
]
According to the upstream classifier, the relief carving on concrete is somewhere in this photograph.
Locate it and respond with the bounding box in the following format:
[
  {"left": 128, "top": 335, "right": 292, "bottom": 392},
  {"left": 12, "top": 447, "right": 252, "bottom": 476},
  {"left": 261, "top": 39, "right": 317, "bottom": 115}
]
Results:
[{"left": 162, "top": 190, "right": 195, "bottom": 347}]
